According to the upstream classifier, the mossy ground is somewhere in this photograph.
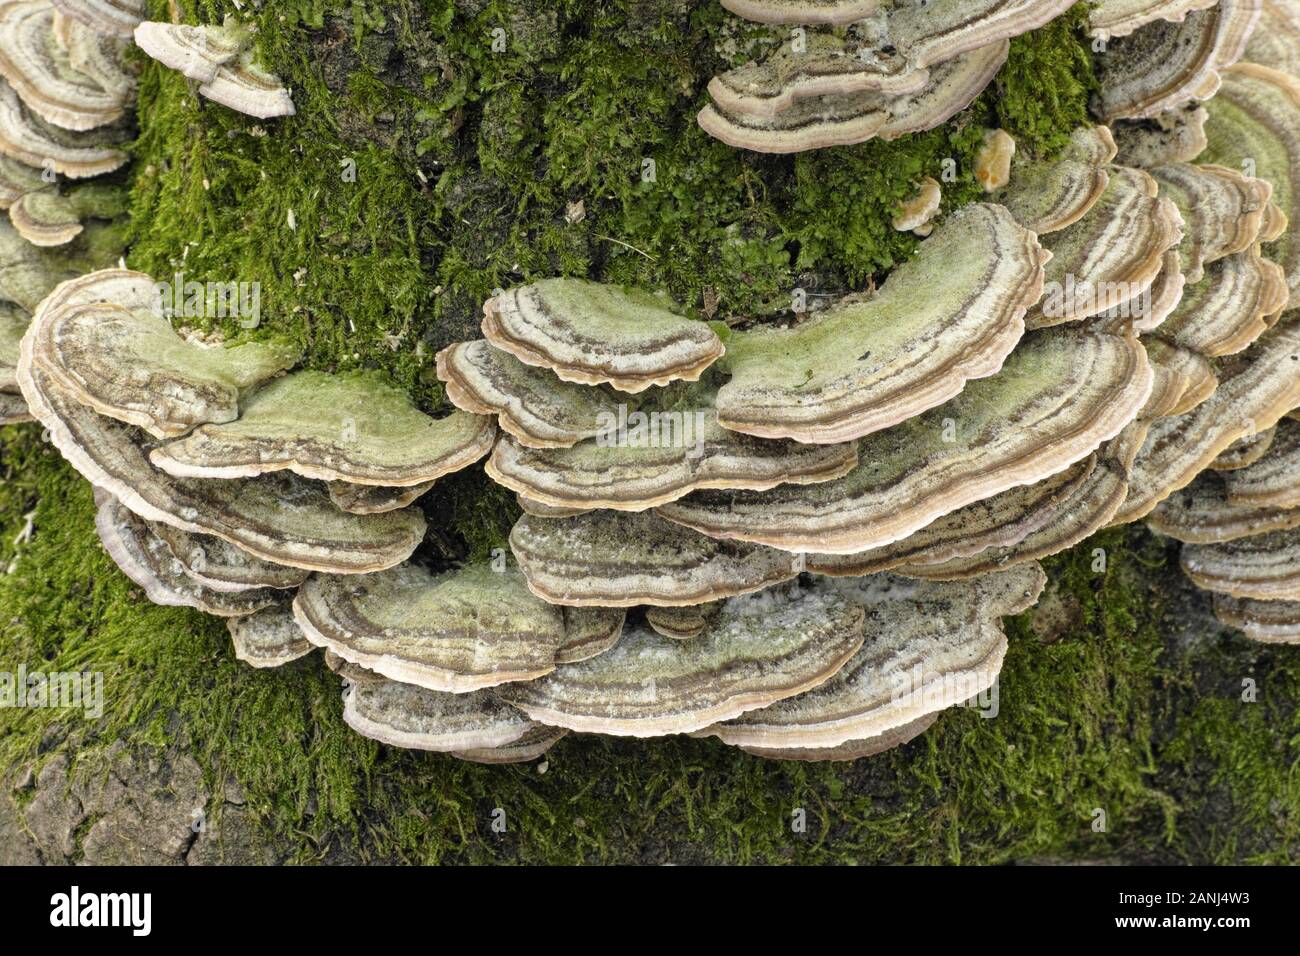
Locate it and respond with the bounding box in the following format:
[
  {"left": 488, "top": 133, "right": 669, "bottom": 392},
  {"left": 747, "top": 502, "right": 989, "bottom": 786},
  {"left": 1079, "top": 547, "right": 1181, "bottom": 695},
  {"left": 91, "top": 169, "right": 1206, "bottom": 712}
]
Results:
[{"left": 1, "top": 1, "right": 1297, "bottom": 863}]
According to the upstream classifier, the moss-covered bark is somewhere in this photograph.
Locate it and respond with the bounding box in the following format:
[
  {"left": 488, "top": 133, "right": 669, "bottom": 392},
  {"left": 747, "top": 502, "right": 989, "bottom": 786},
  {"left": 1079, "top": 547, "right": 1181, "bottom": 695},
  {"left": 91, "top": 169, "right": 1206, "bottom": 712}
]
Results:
[{"left": 1, "top": 1, "right": 1297, "bottom": 864}]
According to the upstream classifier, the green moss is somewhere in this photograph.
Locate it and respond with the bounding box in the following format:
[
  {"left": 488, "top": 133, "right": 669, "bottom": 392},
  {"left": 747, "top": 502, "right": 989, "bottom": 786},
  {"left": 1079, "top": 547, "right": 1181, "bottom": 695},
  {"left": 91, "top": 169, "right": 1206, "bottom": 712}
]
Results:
[{"left": 2, "top": 1, "right": 1297, "bottom": 864}]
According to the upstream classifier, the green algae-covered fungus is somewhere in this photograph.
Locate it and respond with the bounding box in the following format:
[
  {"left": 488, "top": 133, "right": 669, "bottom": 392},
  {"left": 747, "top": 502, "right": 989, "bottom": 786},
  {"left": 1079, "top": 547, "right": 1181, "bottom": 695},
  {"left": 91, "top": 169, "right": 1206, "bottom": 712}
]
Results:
[
  {"left": 148, "top": 369, "right": 496, "bottom": 484},
  {"left": 713, "top": 203, "right": 1047, "bottom": 444}
]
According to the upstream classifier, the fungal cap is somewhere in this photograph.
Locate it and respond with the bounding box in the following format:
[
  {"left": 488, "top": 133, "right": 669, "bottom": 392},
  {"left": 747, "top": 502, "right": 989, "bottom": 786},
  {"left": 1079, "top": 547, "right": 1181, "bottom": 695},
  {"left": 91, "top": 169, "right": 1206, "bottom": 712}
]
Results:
[
  {"left": 509, "top": 509, "right": 801, "bottom": 608},
  {"left": 293, "top": 563, "right": 592, "bottom": 693},
  {"left": 436, "top": 338, "right": 635, "bottom": 448},
  {"left": 482, "top": 278, "right": 724, "bottom": 393},
  {"left": 27, "top": 270, "right": 302, "bottom": 439},
  {"left": 658, "top": 327, "right": 1153, "bottom": 555},
  {"left": 227, "top": 604, "right": 314, "bottom": 669},
  {"left": 715, "top": 202, "right": 1047, "bottom": 444},
  {"left": 149, "top": 370, "right": 496, "bottom": 486},
  {"left": 496, "top": 580, "right": 866, "bottom": 737}
]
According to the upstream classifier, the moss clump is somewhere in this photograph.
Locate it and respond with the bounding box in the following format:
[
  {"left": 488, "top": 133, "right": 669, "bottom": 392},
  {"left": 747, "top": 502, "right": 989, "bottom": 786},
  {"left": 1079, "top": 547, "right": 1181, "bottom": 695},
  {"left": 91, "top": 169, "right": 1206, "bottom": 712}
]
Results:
[{"left": 4, "top": 2, "right": 1297, "bottom": 864}]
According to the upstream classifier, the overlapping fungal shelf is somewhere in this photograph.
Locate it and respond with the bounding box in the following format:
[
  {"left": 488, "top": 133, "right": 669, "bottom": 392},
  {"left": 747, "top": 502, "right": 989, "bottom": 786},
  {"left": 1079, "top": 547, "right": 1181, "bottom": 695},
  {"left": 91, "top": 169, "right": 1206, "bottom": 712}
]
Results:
[
  {"left": 1116, "top": 0, "right": 1300, "bottom": 644},
  {"left": 0, "top": 0, "right": 137, "bottom": 425},
  {"left": 697, "top": 0, "right": 1077, "bottom": 153},
  {"left": 132, "top": 15, "right": 293, "bottom": 118},
  {"left": 9, "top": 1, "right": 1300, "bottom": 768}
]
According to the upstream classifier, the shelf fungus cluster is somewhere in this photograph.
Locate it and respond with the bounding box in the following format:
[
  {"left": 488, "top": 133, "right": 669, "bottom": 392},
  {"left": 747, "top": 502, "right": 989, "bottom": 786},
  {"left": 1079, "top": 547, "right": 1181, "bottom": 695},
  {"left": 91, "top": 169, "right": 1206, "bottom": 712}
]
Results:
[
  {"left": 0, "top": 0, "right": 135, "bottom": 425},
  {"left": 385, "top": 146, "right": 1177, "bottom": 760},
  {"left": 1094, "top": 2, "right": 1300, "bottom": 645},
  {"left": 14, "top": 267, "right": 502, "bottom": 651},
  {"left": 13, "top": 0, "right": 1300, "bottom": 767},
  {"left": 132, "top": 15, "right": 293, "bottom": 119},
  {"left": 699, "top": 1, "right": 1077, "bottom": 152}
]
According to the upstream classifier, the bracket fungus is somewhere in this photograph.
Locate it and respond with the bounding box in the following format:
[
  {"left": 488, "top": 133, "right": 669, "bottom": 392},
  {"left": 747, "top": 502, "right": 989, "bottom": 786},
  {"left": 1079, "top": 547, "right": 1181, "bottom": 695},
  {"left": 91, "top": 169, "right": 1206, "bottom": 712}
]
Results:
[
  {"left": 487, "top": 397, "right": 858, "bottom": 513},
  {"left": 1099, "top": 248, "right": 1187, "bottom": 332},
  {"left": 497, "top": 580, "right": 865, "bottom": 737},
  {"left": 1150, "top": 465, "right": 1300, "bottom": 542},
  {"left": 1155, "top": 250, "right": 1288, "bottom": 357},
  {"left": 1141, "top": 337, "right": 1219, "bottom": 414},
  {"left": 1182, "top": 527, "right": 1300, "bottom": 599},
  {"left": 1150, "top": 162, "right": 1273, "bottom": 283},
  {"left": 706, "top": 33, "right": 929, "bottom": 121},
  {"left": 0, "top": 77, "right": 127, "bottom": 176},
  {"left": 646, "top": 603, "right": 720, "bottom": 640},
  {"left": 719, "top": 1, "right": 1074, "bottom": 61},
  {"left": 27, "top": 269, "right": 301, "bottom": 439},
  {"left": 0, "top": 1, "right": 128, "bottom": 132},
  {"left": 132, "top": 17, "right": 246, "bottom": 86},
  {"left": 813, "top": 430, "right": 1146, "bottom": 583},
  {"left": 326, "top": 479, "right": 437, "bottom": 516},
  {"left": 133, "top": 17, "right": 294, "bottom": 119},
  {"left": 891, "top": 176, "right": 941, "bottom": 234},
  {"left": 146, "top": 519, "right": 310, "bottom": 594},
  {"left": 436, "top": 338, "right": 634, "bottom": 448},
  {"left": 659, "top": 327, "right": 1153, "bottom": 555},
  {"left": 1211, "top": 424, "right": 1277, "bottom": 469},
  {"left": 1200, "top": 63, "right": 1300, "bottom": 308},
  {"left": 515, "top": 493, "right": 590, "bottom": 519},
  {"left": 227, "top": 604, "right": 314, "bottom": 669},
  {"left": 975, "top": 129, "right": 1016, "bottom": 192},
  {"left": 509, "top": 509, "right": 801, "bottom": 608},
  {"left": 1246, "top": 0, "right": 1300, "bottom": 74},
  {"left": 52, "top": 10, "right": 138, "bottom": 100},
  {"left": 0, "top": 149, "right": 40, "bottom": 203},
  {"left": 1115, "top": 318, "right": 1300, "bottom": 524},
  {"left": 1090, "top": 0, "right": 1222, "bottom": 40},
  {"left": 909, "top": 438, "right": 1139, "bottom": 580},
  {"left": 0, "top": 216, "right": 123, "bottom": 309},
  {"left": 482, "top": 278, "right": 724, "bottom": 393},
  {"left": 17, "top": 359, "right": 428, "bottom": 573},
  {"left": 8, "top": 179, "right": 123, "bottom": 247},
  {"left": 702, "top": 2, "right": 1076, "bottom": 152},
  {"left": 49, "top": 0, "right": 143, "bottom": 37},
  {"left": 149, "top": 370, "right": 495, "bottom": 486},
  {"left": 1112, "top": 104, "right": 1211, "bottom": 167},
  {"left": 555, "top": 606, "right": 627, "bottom": 665},
  {"left": 1026, "top": 166, "right": 1184, "bottom": 328},
  {"left": 698, "top": 40, "right": 1009, "bottom": 153},
  {"left": 14, "top": 0, "right": 1299, "bottom": 761},
  {"left": 704, "top": 565, "right": 1044, "bottom": 756},
  {"left": 450, "top": 724, "right": 570, "bottom": 765},
  {"left": 1094, "top": 0, "right": 1260, "bottom": 121},
  {"left": 94, "top": 493, "right": 283, "bottom": 617},
  {"left": 713, "top": 203, "right": 1047, "bottom": 444},
  {"left": 1217, "top": 419, "right": 1300, "bottom": 504},
  {"left": 1212, "top": 594, "right": 1300, "bottom": 642},
  {"left": 806, "top": 457, "right": 1097, "bottom": 579},
  {"left": 718, "top": 0, "right": 888, "bottom": 25},
  {"left": 342, "top": 677, "right": 542, "bottom": 754},
  {"left": 998, "top": 125, "right": 1118, "bottom": 234},
  {"left": 734, "top": 713, "right": 939, "bottom": 762},
  {"left": 292, "top": 563, "right": 618, "bottom": 693}
]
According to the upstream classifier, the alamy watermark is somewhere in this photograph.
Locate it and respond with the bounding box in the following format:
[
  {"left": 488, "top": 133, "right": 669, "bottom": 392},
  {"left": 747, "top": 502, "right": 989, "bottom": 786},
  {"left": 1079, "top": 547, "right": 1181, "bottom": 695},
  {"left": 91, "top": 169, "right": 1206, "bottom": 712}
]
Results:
[
  {"left": 889, "top": 665, "right": 1000, "bottom": 718},
  {"left": 595, "top": 404, "right": 709, "bottom": 459},
  {"left": 1039, "top": 275, "right": 1152, "bottom": 322},
  {"left": 154, "top": 271, "right": 262, "bottom": 329},
  {"left": 50, "top": 886, "right": 150, "bottom": 936},
  {"left": 0, "top": 665, "right": 103, "bottom": 719}
]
